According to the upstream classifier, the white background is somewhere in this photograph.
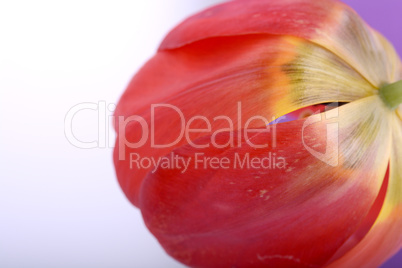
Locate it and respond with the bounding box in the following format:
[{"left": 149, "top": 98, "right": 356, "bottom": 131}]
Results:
[{"left": 0, "top": 1, "right": 221, "bottom": 267}]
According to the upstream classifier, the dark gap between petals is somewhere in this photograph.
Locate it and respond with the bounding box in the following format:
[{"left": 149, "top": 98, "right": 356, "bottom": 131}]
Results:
[{"left": 269, "top": 102, "right": 348, "bottom": 126}]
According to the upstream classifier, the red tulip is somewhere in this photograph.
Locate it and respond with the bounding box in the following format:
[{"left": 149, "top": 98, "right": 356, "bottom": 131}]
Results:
[{"left": 113, "top": 0, "right": 402, "bottom": 267}]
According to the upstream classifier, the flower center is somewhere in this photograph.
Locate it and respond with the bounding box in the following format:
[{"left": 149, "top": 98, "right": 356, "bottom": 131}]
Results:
[{"left": 379, "top": 80, "right": 402, "bottom": 110}]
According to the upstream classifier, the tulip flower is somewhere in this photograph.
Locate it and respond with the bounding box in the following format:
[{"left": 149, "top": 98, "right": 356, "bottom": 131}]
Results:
[{"left": 113, "top": 0, "right": 402, "bottom": 267}]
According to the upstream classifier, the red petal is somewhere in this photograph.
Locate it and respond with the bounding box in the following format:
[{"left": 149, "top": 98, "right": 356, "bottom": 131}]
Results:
[
  {"left": 139, "top": 98, "right": 390, "bottom": 267},
  {"left": 327, "top": 115, "right": 402, "bottom": 267},
  {"left": 160, "top": 0, "right": 339, "bottom": 50},
  {"left": 114, "top": 35, "right": 371, "bottom": 206},
  {"left": 160, "top": 0, "right": 400, "bottom": 87}
]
